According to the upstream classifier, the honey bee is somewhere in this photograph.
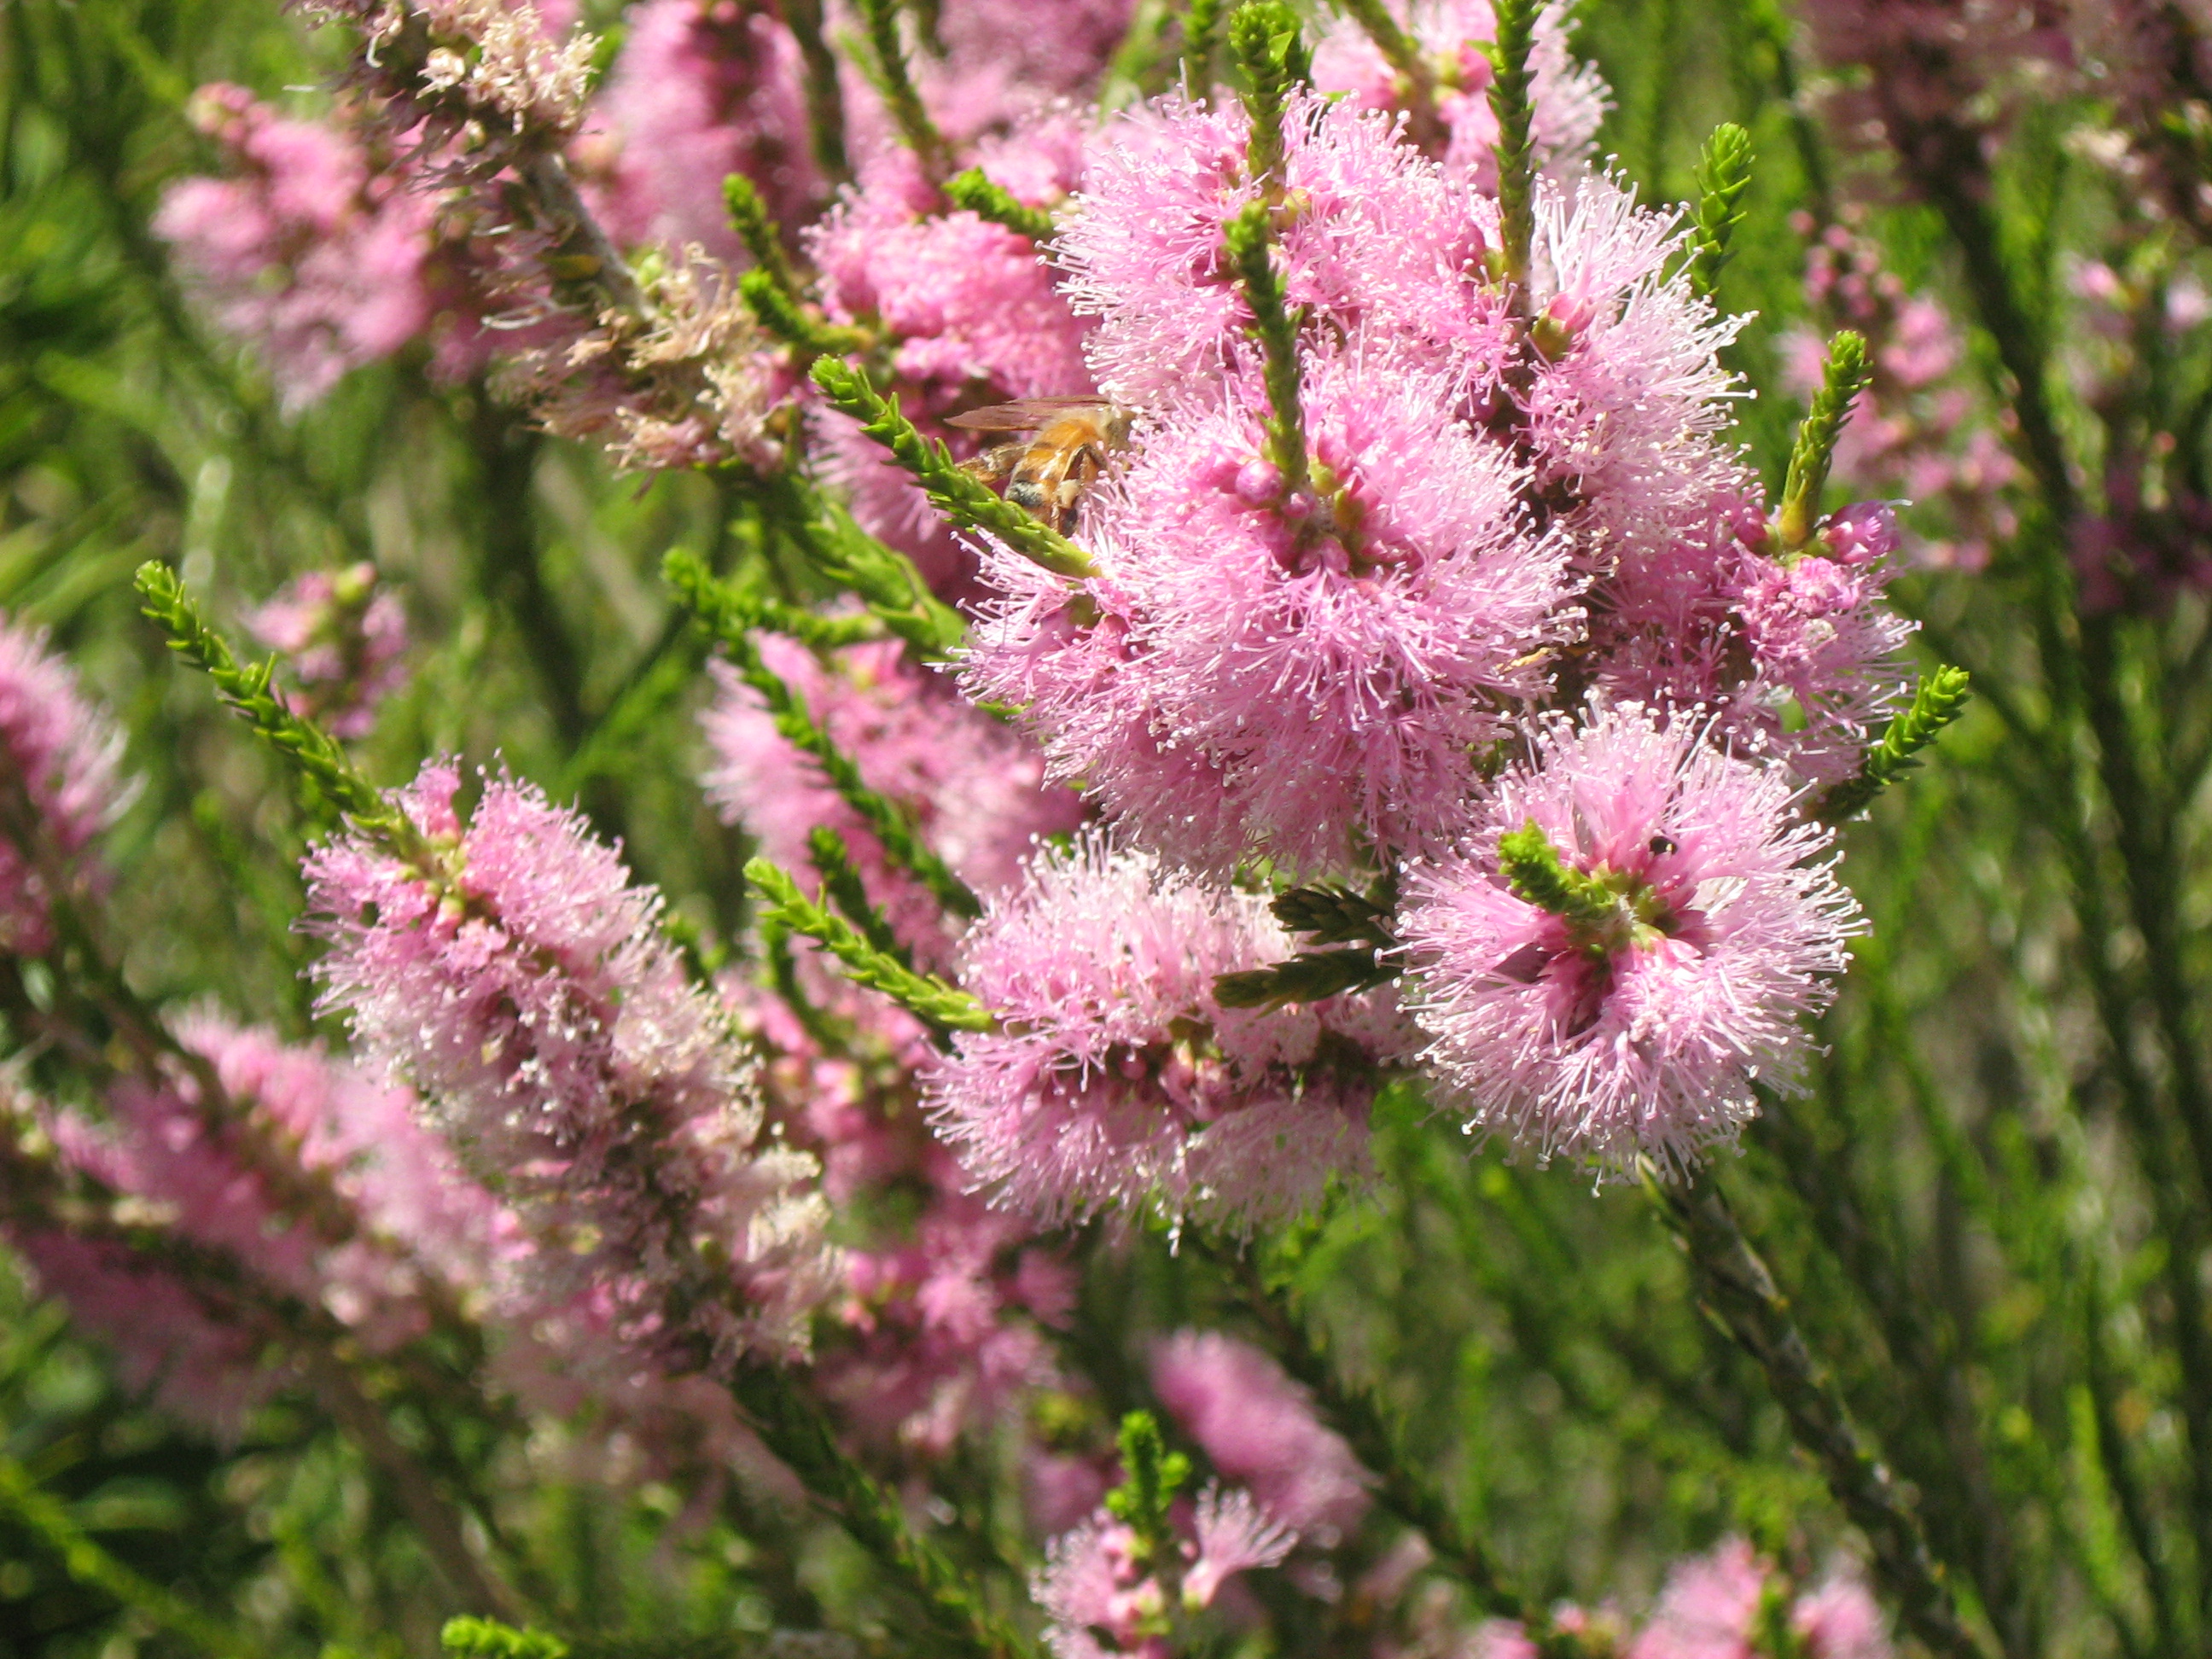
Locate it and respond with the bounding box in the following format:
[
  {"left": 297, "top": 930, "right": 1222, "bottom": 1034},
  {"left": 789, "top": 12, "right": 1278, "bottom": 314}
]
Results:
[{"left": 947, "top": 398, "right": 1133, "bottom": 530}]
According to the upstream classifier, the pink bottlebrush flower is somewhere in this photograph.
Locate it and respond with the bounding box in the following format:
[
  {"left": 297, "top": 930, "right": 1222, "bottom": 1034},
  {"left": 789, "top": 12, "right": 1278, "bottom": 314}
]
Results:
[
  {"left": 303, "top": 760, "right": 837, "bottom": 1366},
  {"left": 823, "top": 1177, "right": 1069, "bottom": 1457},
  {"left": 1627, "top": 1540, "right": 1894, "bottom": 1659},
  {"left": 247, "top": 562, "right": 410, "bottom": 740},
  {"left": 1025, "top": 352, "right": 1574, "bottom": 871},
  {"left": 1057, "top": 89, "right": 1470, "bottom": 410},
  {"left": 809, "top": 118, "right": 1092, "bottom": 396},
  {"left": 1033, "top": 1487, "right": 1295, "bottom": 1659},
  {"left": 886, "top": 0, "right": 1135, "bottom": 149},
  {"left": 1724, "top": 537, "right": 1913, "bottom": 785},
  {"left": 1513, "top": 173, "right": 1749, "bottom": 565},
  {"left": 46, "top": 1017, "right": 498, "bottom": 1355},
  {"left": 701, "top": 633, "right": 1085, "bottom": 965},
  {"left": 923, "top": 835, "right": 1381, "bottom": 1231},
  {"left": 1150, "top": 1330, "right": 1371, "bottom": 1541},
  {"left": 15, "top": 1016, "right": 501, "bottom": 1435},
  {"left": 592, "top": 0, "right": 822, "bottom": 259},
  {"left": 1626, "top": 1537, "right": 1767, "bottom": 1659},
  {"left": 1397, "top": 703, "right": 1864, "bottom": 1176},
  {"left": 180, "top": 1016, "right": 504, "bottom": 1313},
  {"left": 1587, "top": 487, "right": 1912, "bottom": 789},
  {"left": 9, "top": 1230, "right": 282, "bottom": 1435},
  {"left": 154, "top": 86, "right": 438, "bottom": 410},
  {"left": 0, "top": 613, "right": 132, "bottom": 956},
  {"left": 1313, "top": 0, "right": 1610, "bottom": 188},
  {"left": 1790, "top": 1569, "right": 1894, "bottom": 1659}
]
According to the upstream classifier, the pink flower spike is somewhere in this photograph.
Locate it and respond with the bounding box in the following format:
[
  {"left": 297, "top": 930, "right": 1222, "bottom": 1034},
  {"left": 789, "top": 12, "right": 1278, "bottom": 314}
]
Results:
[
  {"left": 247, "top": 563, "right": 410, "bottom": 740},
  {"left": 1150, "top": 1330, "right": 1371, "bottom": 1540},
  {"left": 1625, "top": 1537, "right": 1767, "bottom": 1659},
  {"left": 1398, "top": 702, "right": 1864, "bottom": 1176},
  {"left": 923, "top": 834, "right": 1383, "bottom": 1231},
  {"left": 154, "top": 86, "right": 438, "bottom": 410},
  {"left": 304, "top": 760, "right": 838, "bottom": 1367},
  {"left": 0, "top": 613, "right": 134, "bottom": 956}
]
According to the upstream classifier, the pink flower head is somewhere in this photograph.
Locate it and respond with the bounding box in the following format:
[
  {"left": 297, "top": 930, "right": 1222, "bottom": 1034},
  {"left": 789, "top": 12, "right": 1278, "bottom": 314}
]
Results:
[
  {"left": 1034, "top": 1514, "right": 1172, "bottom": 1659},
  {"left": 1033, "top": 352, "right": 1574, "bottom": 870},
  {"left": 810, "top": 113, "right": 1093, "bottom": 398},
  {"left": 593, "top": 0, "right": 821, "bottom": 258},
  {"left": 16, "top": 1016, "right": 502, "bottom": 1435},
  {"left": 1150, "top": 1330, "right": 1371, "bottom": 1540},
  {"left": 701, "top": 634, "right": 1084, "bottom": 966},
  {"left": 923, "top": 834, "right": 1382, "bottom": 1231},
  {"left": 1032, "top": 1484, "right": 1294, "bottom": 1659},
  {"left": 894, "top": 0, "right": 1134, "bottom": 147},
  {"left": 820, "top": 1169, "right": 1074, "bottom": 1458},
  {"left": 303, "top": 760, "right": 836, "bottom": 1365},
  {"left": 1625, "top": 1540, "right": 1893, "bottom": 1659},
  {"left": 0, "top": 613, "right": 132, "bottom": 955},
  {"left": 1790, "top": 1568, "right": 1893, "bottom": 1659},
  {"left": 1181, "top": 1485, "right": 1299, "bottom": 1608},
  {"left": 154, "top": 85, "right": 438, "bottom": 409},
  {"left": 1724, "top": 541, "right": 1912, "bottom": 785},
  {"left": 1513, "top": 173, "right": 1748, "bottom": 556},
  {"left": 247, "top": 562, "right": 410, "bottom": 740},
  {"left": 1313, "top": 0, "right": 1610, "bottom": 189},
  {"left": 1397, "top": 703, "right": 1863, "bottom": 1175},
  {"left": 9, "top": 1231, "right": 281, "bottom": 1435},
  {"left": 1058, "top": 89, "right": 1469, "bottom": 409},
  {"left": 1626, "top": 1536, "right": 1767, "bottom": 1659}
]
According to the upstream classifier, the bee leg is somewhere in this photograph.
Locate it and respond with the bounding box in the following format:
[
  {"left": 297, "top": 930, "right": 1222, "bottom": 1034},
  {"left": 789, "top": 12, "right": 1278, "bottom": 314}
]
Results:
[{"left": 1051, "top": 449, "right": 1103, "bottom": 531}]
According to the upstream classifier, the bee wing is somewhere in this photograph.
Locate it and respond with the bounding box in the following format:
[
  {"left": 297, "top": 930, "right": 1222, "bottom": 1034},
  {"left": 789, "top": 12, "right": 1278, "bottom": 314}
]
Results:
[{"left": 946, "top": 398, "right": 1109, "bottom": 432}]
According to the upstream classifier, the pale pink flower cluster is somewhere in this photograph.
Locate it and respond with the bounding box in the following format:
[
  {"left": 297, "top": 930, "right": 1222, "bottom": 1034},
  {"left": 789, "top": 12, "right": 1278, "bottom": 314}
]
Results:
[
  {"left": 15, "top": 1018, "right": 496, "bottom": 1434},
  {"left": 1397, "top": 704, "right": 1862, "bottom": 1175},
  {"left": 247, "top": 562, "right": 410, "bottom": 739},
  {"left": 1781, "top": 215, "right": 2017, "bottom": 573},
  {"left": 936, "top": 55, "right": 1903, "bottom": 1187},
  {"left": 1313, "top": 0, "right": 1610, "bottom": 188},
  {"left": 154, "top": 85, "right": 444, "bottom": 408},
  {"left": 1033, "top": 1485, "right": 1295, "bottom": 1659},
  {"left": 1150, "top": 1330, "right": 1371, "bottom": 1542},
  {"left": 0, "top": 614, "right": 133, "bottom": 956},
  {"left": 923, "top": 835, "right": 1390, "bottom": 1231},
  {"left": 1453, "top": 1539, "right": 1890, "bottom": 1659},
  {"left": 304, "top": 760, "right": 837, "bottom": 1370},
  {"left": 1627, "top": 1539, "right": 1891, "bottom": 1659}
]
